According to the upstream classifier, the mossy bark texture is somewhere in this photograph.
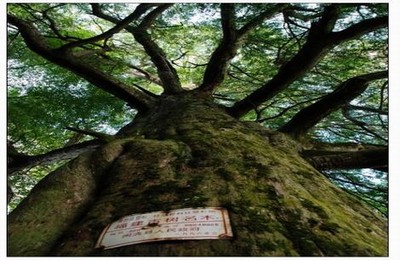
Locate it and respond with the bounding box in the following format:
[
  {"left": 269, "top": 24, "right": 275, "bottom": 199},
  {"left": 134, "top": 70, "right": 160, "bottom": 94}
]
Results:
[{"left": 8, "top": 94, "right": 387, "bottom": 256}]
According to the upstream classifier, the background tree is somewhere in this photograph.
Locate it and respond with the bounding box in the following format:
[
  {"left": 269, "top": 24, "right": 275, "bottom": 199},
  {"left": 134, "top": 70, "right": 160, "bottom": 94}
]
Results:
[{"left": 7, "top": 3, "right": 388, "bottom": 256}]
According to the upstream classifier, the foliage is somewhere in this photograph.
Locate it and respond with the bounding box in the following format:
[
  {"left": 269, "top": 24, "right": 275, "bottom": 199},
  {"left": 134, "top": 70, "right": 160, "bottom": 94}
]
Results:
[{"left": 324, "top": 169, "right": 387, "bottom": 216}]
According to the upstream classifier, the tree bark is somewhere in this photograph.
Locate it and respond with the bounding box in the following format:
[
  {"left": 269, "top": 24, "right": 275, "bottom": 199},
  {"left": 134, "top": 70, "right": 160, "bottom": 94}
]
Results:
[{"left": 8, "top": 94, "right": 387, "bottom": 256}]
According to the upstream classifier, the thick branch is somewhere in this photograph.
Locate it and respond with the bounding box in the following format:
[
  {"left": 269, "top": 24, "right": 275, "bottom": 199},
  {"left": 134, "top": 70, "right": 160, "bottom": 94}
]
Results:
[
  {"left": 8, "top": 14, "right": 155, "bottom": 111},
  {"left": 331, "top": 16, "right": 388, "bottom": 43},
  {"left": 8, "top": 140, "right": 101, "bottom": 175},
  {"left": 278, "top": 71, "right": 388, "bottom": 138},
  {"left": 227, "top": 6, "right": 388, "bottom": 118},
  {"left": 303, "top": 148, "right": 388, "bottom": 171},
  {"left": 227, "top": 5, "right": 339, "bottom": 117},
  {"left": 220, "top": 4, "right": 236, "bottom": 40},
  {"left": 304, "top": 141, "right": 386, "bottom": 153},
  {"left": 133, "top": 31, "right": 182, "bottom": 94},
  {"left": 199, "top": 4, "right": 286, "bottom": 92},
  {"left": 198, "top": 4, "right": 238, "bottom": 92},
  {"left": 133, "top": 4, "right": 183, "bottom": 94},
  {"left": 92, "top": 4, "right": 181, "bottom": 94}
]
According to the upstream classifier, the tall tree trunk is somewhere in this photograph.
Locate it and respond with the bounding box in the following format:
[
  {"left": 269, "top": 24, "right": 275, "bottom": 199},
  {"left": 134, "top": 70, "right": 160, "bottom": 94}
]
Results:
[{"left": 8, "top": 93, "right": 387, "bottom": 256}]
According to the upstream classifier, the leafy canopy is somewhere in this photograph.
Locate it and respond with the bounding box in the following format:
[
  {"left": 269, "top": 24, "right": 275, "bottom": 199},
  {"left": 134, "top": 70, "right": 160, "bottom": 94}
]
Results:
[{"left": 7, "top": 3, "right": 388, "bottom": 214}]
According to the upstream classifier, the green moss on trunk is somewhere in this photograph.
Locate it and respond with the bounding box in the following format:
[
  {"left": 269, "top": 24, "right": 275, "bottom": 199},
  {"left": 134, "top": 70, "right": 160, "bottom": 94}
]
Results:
[{"left": 9, "top": 94, "right": 387, "bottom": 256}]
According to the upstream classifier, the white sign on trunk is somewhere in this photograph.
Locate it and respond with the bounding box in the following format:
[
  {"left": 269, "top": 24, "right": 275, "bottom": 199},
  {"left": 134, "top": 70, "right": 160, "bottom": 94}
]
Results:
[{"left": 95, "top": 207, "right": 233, "bottom": 250}]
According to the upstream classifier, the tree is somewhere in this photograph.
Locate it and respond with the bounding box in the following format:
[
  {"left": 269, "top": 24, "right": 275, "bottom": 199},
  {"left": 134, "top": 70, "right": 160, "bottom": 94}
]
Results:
[{"left": 7, "top": 3, "right": 388, "bottom": 256}]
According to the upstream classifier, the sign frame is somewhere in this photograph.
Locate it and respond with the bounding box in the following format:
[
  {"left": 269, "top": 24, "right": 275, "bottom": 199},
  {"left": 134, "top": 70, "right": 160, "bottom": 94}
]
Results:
[{"left": 95, "top": 207, "right": 233, "bottom": 250}]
